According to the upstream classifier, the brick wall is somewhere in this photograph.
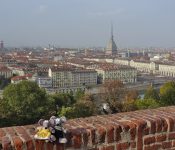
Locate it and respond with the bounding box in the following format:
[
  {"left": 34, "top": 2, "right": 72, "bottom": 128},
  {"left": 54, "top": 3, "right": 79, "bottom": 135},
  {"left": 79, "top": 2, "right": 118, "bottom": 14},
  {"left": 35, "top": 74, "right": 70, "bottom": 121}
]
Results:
[{"left": 1, "top": 106, "right": 175, "bottom": 150}]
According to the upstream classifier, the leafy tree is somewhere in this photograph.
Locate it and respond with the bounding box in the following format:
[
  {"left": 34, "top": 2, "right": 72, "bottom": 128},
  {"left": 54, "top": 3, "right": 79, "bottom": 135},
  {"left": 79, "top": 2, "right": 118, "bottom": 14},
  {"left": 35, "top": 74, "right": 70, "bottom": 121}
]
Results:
[
  {"left": 73, "top": 100, "right": 95, "bottom": 118},
  {"left": 159, "top": 81, "right": 175, "bottom": 105},
  {"left": 144, "top": 85, "right": 159, "bottom": 100},
  {"left": 60, "top": 106, "right": 76, "bottom": 119},
  {"left": 135, "top": 98, "right": 160, "bottom": 110},
  {"left": 49, "top": 92, "right": 76, "bottom": 115},
  {"left": 59, "top": 94, "right": 96, "bottom": 119},
  {"left": 74, "top": 89, "right": 85, "bottom": 101},
  {"left": 122, "top": 99, "right": 137, "bottom": 112},
  {"left": 125, "top": 90, "right": 139, "bottom": 101},
  {"left": 0, "top": 81, "right": 51, "bottom": 126},
  {"left": 101, "top": 80, "right": 126, "bottom": 113},
  {"left": 51, "top": 93, "right": 75, "bottom": 107}
]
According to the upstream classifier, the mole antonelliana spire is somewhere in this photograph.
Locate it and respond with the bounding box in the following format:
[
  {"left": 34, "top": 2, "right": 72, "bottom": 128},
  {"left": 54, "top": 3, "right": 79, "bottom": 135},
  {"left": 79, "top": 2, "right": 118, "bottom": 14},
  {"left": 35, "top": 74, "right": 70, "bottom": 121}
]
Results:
[{"left": 106, "top": 23, "right": 117, "bottom": 55}]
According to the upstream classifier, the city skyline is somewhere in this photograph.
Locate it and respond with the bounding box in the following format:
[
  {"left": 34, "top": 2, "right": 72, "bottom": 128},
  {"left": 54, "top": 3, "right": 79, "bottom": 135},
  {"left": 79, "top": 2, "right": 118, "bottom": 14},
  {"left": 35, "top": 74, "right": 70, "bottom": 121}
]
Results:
[{"left": 0, "top": 0, "right": 175, "bottom": 48}]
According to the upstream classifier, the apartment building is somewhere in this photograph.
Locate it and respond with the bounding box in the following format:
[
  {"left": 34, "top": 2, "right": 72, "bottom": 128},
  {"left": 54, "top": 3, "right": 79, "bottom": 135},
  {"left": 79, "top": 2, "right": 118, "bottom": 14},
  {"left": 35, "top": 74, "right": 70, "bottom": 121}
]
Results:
[
  {"left": 37, "top": 77, "right": 52, "bottom": 88},
  {"left": 67, "top": 58, "right": 99, "bottom": 69},
  {"left": 0, "top": 66, "right": 13, "bottom": 78},
  {"left": 94, "top": 63, "right": 137, "bottom": 83},
  {"left": 48, "top": 67, "right": 97, "bottom": 93},
  {"left": 158, "top": 63, "right": 175, "bottom": 77},
  {"left": 130, "top": 60, "right": 151, "bottom": 73},
  {"left": 114, "top": 58, "right": 130, "bottom": 66}
]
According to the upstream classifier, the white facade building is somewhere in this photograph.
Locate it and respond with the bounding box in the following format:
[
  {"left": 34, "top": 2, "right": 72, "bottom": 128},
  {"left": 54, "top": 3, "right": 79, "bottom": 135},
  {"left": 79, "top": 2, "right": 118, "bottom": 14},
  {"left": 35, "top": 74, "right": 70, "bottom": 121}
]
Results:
[
  {"left": 95, "top": 64, "right": 137, "bottom": 83},
  {"left": 37, "top": 77, "right": 52, "bottom": 88},
  {"left": 48, "top": 67, "right": 97, "bottom": 93},
  {"left": 158, "top": 63, "right": 175, "bottom": 77},
  {"left": 0, "top": 66, "right": 13, "bottom": 78},
  {"left": 114, "top": 58, "right": 130, "bottom": 66}
]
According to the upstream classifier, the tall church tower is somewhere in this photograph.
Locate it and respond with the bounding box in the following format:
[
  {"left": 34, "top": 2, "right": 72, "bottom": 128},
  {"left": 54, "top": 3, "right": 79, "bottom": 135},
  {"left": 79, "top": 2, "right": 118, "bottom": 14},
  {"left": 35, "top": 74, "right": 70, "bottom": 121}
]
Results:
[
  {"left": 106, "top": 24, "right": 117, "bottom": 55},
  {"left": 0, "top": 41, "right": 4, "bottom": 49}
]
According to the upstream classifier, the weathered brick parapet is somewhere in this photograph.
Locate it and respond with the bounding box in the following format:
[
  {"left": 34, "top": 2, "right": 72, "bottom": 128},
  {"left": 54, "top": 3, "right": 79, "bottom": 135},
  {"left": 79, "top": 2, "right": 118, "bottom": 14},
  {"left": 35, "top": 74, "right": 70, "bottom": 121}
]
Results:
[{"left": 1, "top": 106, "right": 175, "bottom": 150}]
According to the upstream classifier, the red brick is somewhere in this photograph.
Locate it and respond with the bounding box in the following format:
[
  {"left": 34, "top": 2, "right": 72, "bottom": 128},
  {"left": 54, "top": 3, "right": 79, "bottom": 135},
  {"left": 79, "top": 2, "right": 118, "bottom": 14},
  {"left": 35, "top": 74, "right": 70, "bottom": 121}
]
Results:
[
  {"left": 65, "top": 130, "right": 73, "bottom": 148},
  {"left": 85, "top": 127, "right": 96, "bottom": 146},
  {"left": 116, "top": 142, "right": 130, "bottom": 150},
  {"left": 35, "top": 140, "right": 45, "bottom": 150},
  {"left": 56, "top": 143, "right": 64, "bottom": 150},
  {"left": 118, "top": 122, "right": 130, "bottom": 132},
  {"left": 0, "top": 128, "right": 6, "bottom": 143},
  {"left": 130, "top": 141, "right": 136, "bottom": 148},
  {"left": 130, "top": 128, "right": 136, "bottom": 140},
  {"left": 89, "top": 128, "right": 96, "bottom": 145},
  {"left": 88, "top": 148, "right": 99, "bottom": 150},
  {"left": 23, "top": 125, "right": 36, "bottom": 136},
  {"left": 0, "top": 128, "right": 6, "bottom": 137},
  {"left": 145, "top": 114, "right": 163, "bottom": 133},
  {"left": 137, "top": 126, "right": 143, "bottom": 150},
  {"left": 122, "top": 121, "right": 136, "bottom": 140},
  {"left": 144, "top": 127, "right": 150, "bottom": 135},
  {"left": 167, "top": 117, "right": 175, "bottom": 132},
  {"left": 131, "top": 112, "right": 157, "bottom": 134},
  {"left": 115, "top": 125, "right": 122, "bottom": 142},
  {"left": 82, "top": 129, "right": 89, "bottom": 147},
  {"left": 162, "top": 141, "right": 172, "bottom": 149},
  {"left": 68, "top": 128, "right": 87, "bottom": 148},
  {"left": 144, "top": 144, "right": 161, "bottom": 150},
  {"left": 148, "top": 119, "right": 156, "bottom": 134},
  {"left": 2, "top": 136, "right": 13, "bottom": 150},
  {"left": 100, "top": 145, "right": 114, "bottom": 150},
  {"left": 155, "top": 117, "right": 162, "bottom": 132},
  {"left": 5, "top": 127, "right": 17, "bottom": 137},
  {"left": 106, "top": 125, "right": 114, "bottom": 143},
  {"left": 46, "top": 142, "right": 54, "bottom": 150},
  {"left": 172, "top": 140, "right": 175, "bottom": 147},
  {"left": 131, "top": 119, "right": 147, "bottom": 150},
  {"left": 12, "top": 136, "right": 23, "bottom": 150},
  {"left": 161, "top": 118, "right": 168, "bottom": 132},
  {"left": 96, "top": 127, "right": 106, "bottom": 143},
  {"left": 156, "top": 134, "right": 167, "bottom": 142},
  {"left": 23, "top": 135, "right": 34, "bottom": 150},
  {"left": 169, "top": 133, "right": 175, "bottom": 140},
  {"left": 15, "top": 126, "right": 34, "bottom": 150},
  {"left": 72, "top": 132, "right": 82, "bottom": 148},
  {"left": 144, "top": 136, "right": 156, "bottom": 145}
]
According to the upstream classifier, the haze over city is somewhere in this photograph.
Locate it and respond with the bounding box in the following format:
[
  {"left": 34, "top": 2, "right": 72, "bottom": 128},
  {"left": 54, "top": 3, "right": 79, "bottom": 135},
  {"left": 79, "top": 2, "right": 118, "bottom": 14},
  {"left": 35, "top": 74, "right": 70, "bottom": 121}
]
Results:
[{"left": 1, "top": 0, "right": 175, "bottom": 48}]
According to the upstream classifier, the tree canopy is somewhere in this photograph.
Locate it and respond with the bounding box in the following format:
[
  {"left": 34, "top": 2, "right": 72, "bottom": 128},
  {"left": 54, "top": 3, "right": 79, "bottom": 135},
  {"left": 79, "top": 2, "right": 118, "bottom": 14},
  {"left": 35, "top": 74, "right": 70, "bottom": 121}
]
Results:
[
  {"left": 159, "top": 81, "right": 175, "bottom": 105},
  {"left": 59, "top": 93, "right": 96, "bottom": 119},
  {"left": 101, "top": 80, "right": 126, "bottom": 113},
  {"left": 144, "top": 85, "right": 159, "bottom": 100},
  {"left": 0, "top": 80, "right": 51, "bottom": 126},
  {"left": 135, "top": 98, "right": 160, "bottom": 110}
]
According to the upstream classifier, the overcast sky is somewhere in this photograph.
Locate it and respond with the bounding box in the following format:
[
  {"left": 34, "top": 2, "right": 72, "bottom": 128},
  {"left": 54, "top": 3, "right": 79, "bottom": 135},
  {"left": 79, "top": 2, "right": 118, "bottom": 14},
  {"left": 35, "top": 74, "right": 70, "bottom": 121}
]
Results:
[{"left": 0, "top": 0, "right": 175, "bottom": 48}]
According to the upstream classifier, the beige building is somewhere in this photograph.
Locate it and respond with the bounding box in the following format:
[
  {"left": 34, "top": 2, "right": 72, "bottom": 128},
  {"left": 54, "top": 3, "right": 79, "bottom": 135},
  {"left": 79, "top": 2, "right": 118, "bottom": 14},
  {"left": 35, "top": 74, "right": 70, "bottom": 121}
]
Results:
[
  {"left": 48, "top": 67, "right": 97, "bottom": 93},
  {"left": 114, "top": 58, "right": 130, "bottom": 66},
  {"left": 130, "top": 60, "right": 151, "bottom": 73},
  {"left": 0, "top": 66, "right": 13, "bottom": 78},
  {"left": 158, "top": 63, "right": 175, "bottom": 77},
  {"left": 94, "top": 64, "right": 137, "bottom": 83},
  {"left": 122, "top": 60, "right": 158, "bottom": 74},
  {"left": 9, "top": 66, "right": 25, "bottom": 76}
]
